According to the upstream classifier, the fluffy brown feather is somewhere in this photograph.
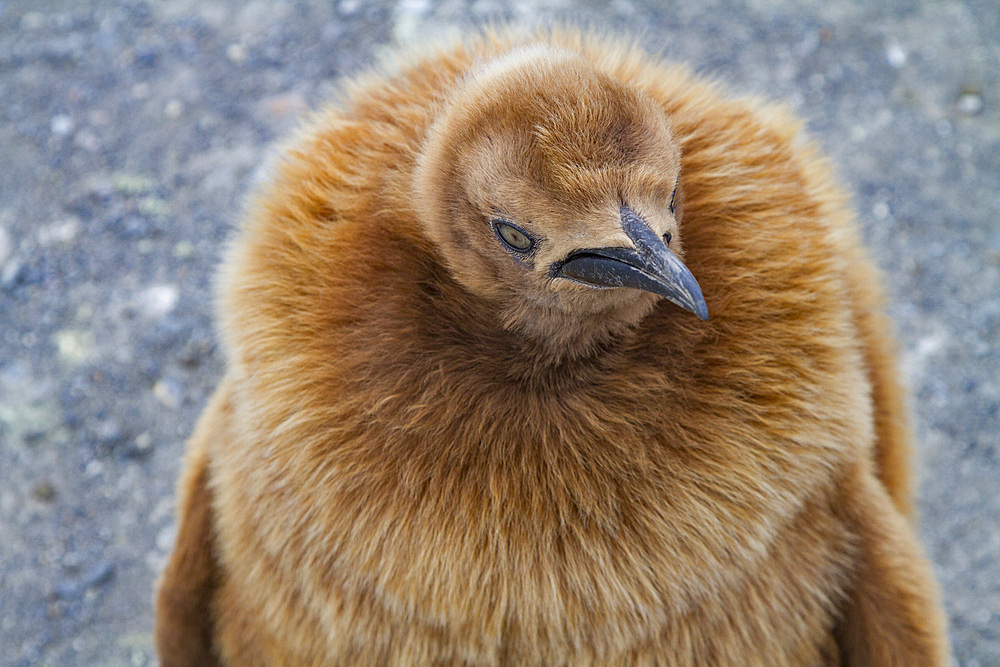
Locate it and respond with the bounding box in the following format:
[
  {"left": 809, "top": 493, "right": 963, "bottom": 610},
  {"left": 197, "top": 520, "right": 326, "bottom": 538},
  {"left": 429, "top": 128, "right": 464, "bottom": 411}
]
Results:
[{"left": 155, "top": 27, "right": 949, "bottom": 665}]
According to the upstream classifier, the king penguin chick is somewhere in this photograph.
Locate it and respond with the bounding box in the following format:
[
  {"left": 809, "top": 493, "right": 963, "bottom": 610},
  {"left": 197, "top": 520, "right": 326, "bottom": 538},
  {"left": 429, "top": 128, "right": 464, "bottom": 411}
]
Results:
[{"left": 155, "top": 28, "right": 950, "bottom": 665}]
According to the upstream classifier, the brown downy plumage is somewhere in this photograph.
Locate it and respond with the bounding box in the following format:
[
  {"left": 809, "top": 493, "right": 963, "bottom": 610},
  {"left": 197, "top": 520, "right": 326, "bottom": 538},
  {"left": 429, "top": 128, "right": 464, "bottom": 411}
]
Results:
[{"left": 155, "top": 28, "right": 949, "bottom": 665}]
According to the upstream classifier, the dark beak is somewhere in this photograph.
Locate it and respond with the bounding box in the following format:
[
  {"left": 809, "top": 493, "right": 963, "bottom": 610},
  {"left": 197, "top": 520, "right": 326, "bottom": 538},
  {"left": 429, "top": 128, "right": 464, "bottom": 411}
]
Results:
[{"left": 553, "top": 206, "right": 709, "bottom": 320}]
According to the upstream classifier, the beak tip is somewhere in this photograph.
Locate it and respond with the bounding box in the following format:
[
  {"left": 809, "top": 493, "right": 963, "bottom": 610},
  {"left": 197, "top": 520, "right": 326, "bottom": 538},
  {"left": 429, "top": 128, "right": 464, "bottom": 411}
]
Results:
[
  {"left": 677, "top": 291, "right": 709, "bottom": 321},
  {"left": 689, "top": 299, "right": 709, "bottom": 321}
]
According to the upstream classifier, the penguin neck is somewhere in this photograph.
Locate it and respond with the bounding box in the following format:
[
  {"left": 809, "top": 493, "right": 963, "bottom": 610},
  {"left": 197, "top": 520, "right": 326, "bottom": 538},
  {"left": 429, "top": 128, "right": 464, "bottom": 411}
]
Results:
[
  {"left": 498, "top": 301, "right": 645, "bottom": 371},
  {"left": 482, "top": 281, "right": 659, "bottom": 373},
  {"left": 424, "top": 284, "right": 646, "bottom": 390}
]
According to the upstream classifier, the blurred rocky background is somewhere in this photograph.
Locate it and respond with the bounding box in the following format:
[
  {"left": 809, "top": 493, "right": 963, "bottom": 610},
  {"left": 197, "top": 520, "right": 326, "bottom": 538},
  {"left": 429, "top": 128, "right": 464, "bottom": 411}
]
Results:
[{"left": 0, "top": 1, "right": 997, "bottom": 664}]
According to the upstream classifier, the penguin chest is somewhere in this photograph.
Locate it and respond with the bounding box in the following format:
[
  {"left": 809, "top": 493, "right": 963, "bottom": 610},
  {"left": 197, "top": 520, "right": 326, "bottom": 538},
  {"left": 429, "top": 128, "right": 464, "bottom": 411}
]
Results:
[{"left": 215, "top": 413, "right": 853, "bottom": 663}]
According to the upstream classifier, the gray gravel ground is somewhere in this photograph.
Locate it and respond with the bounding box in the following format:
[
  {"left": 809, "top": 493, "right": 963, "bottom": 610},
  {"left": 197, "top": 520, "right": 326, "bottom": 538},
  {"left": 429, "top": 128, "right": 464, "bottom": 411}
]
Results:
[{"left": 1, "top": 1, "right": 997, "bottom": 664}]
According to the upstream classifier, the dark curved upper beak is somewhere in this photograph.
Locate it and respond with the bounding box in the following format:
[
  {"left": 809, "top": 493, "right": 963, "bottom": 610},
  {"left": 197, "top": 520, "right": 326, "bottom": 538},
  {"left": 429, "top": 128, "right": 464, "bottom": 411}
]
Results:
[{"left": 553, "top": 206, "right": 709, "bottom": 320}]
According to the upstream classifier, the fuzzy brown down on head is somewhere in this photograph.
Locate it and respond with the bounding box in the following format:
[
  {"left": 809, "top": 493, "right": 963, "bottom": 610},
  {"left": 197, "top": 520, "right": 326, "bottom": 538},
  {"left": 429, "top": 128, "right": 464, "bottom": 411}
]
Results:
[
  {"left": 414, "top": 45, "right": 686, "bottom": 352},
  {"left": 155, "top": 27, "right": 950, "bottom": 666}
]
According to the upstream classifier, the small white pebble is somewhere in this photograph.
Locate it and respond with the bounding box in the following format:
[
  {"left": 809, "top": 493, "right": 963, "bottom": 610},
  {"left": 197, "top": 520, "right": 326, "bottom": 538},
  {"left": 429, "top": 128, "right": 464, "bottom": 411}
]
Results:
[
  {"left": 139, "top": 284, "right": 179, "bottom": 318},
  {"left": 54, "top": 329, "right": 94, "bottom": 365},
  {"left": 164, "top": 99, "right": 184, "bottom": 119},
  {"left": 885, "top": 42, "right": 907, "bottom": 68},
  {"left": 872, "top": 202, "right": 890, "bottom": 220},
  {"left": 957, "top": 92, "right": 983, "bottom": 115},
  {"left": 51, "top": 114, "right": 75, "bottom": 137},
  {"left": 37, "top": 218, "right": 80, "bottom": 245},
  {"left": 134, "top": 432, "right": 153, "bottom": 453},
  {"left": 1, "top": 257, "right": 22, "bottom": 287},
  {"left": 338, "top": 0, "right": 361, "bottom": 15},
  {"left": 153, "top": 378, "right": 183, "bottom": 410},
  {"left": 173, "top": 241, "right": 197, "bottom": 260},
  {"left": 226, "top": 43, "right": 247, "bottom": 63}
]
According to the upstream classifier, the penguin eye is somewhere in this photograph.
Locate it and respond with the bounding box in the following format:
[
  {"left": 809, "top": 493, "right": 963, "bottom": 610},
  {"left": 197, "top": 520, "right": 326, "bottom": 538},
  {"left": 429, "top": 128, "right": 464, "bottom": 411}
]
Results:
[
  {"left": 492, "top": 220, "right": 534, "bottom": 252},
  {"left": 669, "top": 186, "right": 677, "bottom": 215}
]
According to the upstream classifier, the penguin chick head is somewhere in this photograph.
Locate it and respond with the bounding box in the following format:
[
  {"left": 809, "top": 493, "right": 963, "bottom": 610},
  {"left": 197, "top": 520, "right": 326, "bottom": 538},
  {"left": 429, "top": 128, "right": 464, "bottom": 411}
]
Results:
[{"left": 414, "top": 44, "right": 707, "bottom": 351}]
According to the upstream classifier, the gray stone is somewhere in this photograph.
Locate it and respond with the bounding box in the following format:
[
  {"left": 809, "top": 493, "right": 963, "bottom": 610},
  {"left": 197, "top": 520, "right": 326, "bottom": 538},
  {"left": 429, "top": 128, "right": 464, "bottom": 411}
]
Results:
[
  {"left": 0, "top": 225, "right": 11, "bottom": 267},
  {"left": 1, "top": 256, "right": 23, "bottom": 290},
  {"left": 957, "top": 91, "right": 985, "bottom": 116},
  {"left": 83, "top": 563, "right": 115, "bottom": 589}
]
